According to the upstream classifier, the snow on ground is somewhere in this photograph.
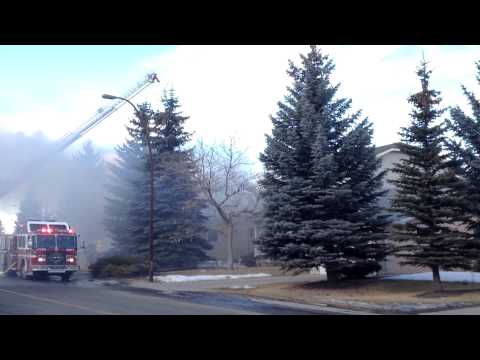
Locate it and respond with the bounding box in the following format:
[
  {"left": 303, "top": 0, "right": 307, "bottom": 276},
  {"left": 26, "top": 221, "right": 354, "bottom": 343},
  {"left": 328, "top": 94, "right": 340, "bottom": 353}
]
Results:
[
  {"left": 229, "top": 285, "right": 255, "bottom": 289},
  {"left": 384, "top": 271, "right": 480, "bottom": 283},
  {"left": 154, "top": 273, "right": 271, "bottom": 283},
  {"left": 310, "top": 266, "right": 326, "bottom": 275}
]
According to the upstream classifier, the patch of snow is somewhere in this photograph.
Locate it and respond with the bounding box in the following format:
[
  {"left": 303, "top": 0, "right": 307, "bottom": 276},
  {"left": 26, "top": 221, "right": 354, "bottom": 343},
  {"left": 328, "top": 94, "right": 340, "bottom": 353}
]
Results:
[
  {"left": 384, "top": 271, "right": 480, "bottom": 283},
  {"left": 229, "top": 285, "right": 255, "bottom": 289},
  {"left": 310, "top": 266, "right": 326, "bottom": 275},
  {"left": 154, "top": 273, "right": 271, "bottom": 283}
]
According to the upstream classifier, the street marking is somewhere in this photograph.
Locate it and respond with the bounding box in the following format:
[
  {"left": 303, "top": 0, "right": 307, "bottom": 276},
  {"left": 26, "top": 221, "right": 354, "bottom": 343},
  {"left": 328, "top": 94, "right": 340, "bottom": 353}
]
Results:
[{"left": 0, "top": 288, "right": 118, "bottom": 315}]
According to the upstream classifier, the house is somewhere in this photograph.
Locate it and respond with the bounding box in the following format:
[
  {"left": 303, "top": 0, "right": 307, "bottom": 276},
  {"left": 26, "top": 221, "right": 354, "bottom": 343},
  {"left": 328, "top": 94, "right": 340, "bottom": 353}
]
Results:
[
  {"left": 375, "top": 143, "right": 424, "bottom": 275},
  {"left": 249, "top": 143, "right": 424, "bottom": 274},
  {"left": 205, "top": 209, "right": 260, "bottom": 266},
  {"left": 205, "top": 142, "right": 424, "bottom": 272},
  {"left": 119, "top": 142, "right": 429, "bottom": 273}
]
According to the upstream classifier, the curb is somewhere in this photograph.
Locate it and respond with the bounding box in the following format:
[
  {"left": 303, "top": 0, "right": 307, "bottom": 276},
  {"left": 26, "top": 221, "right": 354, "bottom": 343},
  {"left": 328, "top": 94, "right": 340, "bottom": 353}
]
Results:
[
  {"left": 113, "top": 279, "right": 375, "bottom": 315},
  {"left": 243, "top": 296, "right": 376, "bottom": 315}
]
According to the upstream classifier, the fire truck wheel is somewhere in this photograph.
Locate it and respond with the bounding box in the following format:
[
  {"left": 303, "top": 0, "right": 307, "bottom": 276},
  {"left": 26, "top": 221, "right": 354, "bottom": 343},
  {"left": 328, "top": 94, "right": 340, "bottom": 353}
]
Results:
[
  {"left": 23, "top": 262, "right": 32, "bottom": 280},
  {"left": 33, "top": 272, "right": 48, "bottom": 281},
  {"left": 16, "top": 261, "right": 23, "bottom": 278},
  {"left": 61, "top": 272, "right": 73, "bottom": 282},
  {"left": 17, "top": 261, "right": 28, "bottom": 279}
]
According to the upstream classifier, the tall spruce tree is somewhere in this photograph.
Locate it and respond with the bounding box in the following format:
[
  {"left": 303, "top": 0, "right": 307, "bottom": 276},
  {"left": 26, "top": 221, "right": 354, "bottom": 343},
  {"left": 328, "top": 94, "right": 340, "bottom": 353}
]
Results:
[
  {"left": 15, "top": 187, "right": 45, "bottom": 233},
  {"left": 259, "top": 46, "right": 389, "bottom": 282},
  {"left": 446, "top": 61, "right": 480, "bottom": 271},
  {"left": 390, "top": 61, "right": 475, "bottom": 291},
  {"left": 104, "top": 104, "right": 151, "bottom": 255},
  {"left": 104, "top": 92, "right": 211, "bottom": 269},
  {"left": 149, "top": 90, "right": 211, "bottom": 268},
  {"left": 447, "top": 61, "right": 480, "bottom": 240}
]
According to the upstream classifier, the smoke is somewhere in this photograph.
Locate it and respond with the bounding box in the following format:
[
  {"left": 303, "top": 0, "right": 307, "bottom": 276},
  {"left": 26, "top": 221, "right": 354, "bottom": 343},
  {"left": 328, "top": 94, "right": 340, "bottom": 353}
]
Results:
[{"left": 0, "top": 130, "right": 112, "bottom": 265}]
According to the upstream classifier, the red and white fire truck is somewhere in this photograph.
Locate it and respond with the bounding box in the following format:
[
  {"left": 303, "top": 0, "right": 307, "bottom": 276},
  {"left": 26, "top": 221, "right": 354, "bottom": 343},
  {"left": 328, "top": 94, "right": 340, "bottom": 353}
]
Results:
[{"left": 0, "top": 220, "right": 80, "bottom": 281}]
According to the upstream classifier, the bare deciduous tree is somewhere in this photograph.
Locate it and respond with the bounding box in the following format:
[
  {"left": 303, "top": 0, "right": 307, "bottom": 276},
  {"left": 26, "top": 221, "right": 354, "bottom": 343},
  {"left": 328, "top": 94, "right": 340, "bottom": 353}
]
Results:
[{"left": 194, "top": 137, "right": 260, "bottom": 269}]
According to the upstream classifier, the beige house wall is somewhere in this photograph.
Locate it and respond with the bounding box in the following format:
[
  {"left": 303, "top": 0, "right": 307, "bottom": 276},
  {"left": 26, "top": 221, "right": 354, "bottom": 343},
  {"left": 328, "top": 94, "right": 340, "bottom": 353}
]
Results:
[
  {"left": 376, "top": 148, "right": 426, "bottom": 275},
  {"left": 206, "top": 212, "right": 257, "bottom": 264}
]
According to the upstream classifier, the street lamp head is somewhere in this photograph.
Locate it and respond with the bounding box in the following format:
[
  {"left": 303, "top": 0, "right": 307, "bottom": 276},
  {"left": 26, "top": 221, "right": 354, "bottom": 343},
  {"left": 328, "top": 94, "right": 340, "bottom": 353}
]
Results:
[{"left": 102, "top": 94, "right": 118, "bottom": 100}]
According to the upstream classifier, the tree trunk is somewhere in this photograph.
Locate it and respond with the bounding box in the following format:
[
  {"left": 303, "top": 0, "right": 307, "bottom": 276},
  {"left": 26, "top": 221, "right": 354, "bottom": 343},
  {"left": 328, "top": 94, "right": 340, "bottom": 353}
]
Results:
[
  {"left": 431, "top": 265, "right": 443, "bottom": 292},
  {"left": 326, "top": 267, "right": 339, "bottom": 285},
  {"left": 226, "top": 222, "right": 234, "bottom": 270}
]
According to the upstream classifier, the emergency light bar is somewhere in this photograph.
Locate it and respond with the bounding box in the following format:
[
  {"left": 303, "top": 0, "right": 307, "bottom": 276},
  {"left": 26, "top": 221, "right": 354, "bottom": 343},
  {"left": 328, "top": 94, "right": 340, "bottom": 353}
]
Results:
[{"left": 36, "top": 227, "right": 75, "bottom": 234}]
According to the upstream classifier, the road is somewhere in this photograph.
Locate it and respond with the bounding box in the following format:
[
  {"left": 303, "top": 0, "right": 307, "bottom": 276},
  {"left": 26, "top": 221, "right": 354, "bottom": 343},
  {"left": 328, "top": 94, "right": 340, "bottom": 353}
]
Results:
[{"left": 0, "top": 273, "right": 351, "bottom": 315}]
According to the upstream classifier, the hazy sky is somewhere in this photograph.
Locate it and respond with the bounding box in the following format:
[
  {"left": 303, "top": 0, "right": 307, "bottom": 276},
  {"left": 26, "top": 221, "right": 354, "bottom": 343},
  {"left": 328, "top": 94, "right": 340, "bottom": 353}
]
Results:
[
  {"left": 1, "top": 45, "right": 480, "bottom": 162},
  {"left": 1, "top": 45, "right": 480, "bottom": 232}
]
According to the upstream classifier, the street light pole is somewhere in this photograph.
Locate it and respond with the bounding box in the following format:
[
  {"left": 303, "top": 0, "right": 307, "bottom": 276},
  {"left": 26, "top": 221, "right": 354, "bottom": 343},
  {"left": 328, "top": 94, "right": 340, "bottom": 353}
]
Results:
[{"left": 102, "top": 94, "right": 155, "bottom": 282}]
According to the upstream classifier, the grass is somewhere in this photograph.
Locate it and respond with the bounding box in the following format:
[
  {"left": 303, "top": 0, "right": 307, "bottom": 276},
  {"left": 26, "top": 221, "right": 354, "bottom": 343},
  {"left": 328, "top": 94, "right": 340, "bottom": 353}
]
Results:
[{"left": 221, "top": 278, "right": 480, "bottom": 305}]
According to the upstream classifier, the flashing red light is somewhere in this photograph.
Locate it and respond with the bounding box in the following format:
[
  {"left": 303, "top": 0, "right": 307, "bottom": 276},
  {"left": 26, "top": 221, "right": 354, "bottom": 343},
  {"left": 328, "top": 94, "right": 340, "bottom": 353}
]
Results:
[
  {"left": 41, "top": 228, "right": 47, "bottom": 233},
  {"left": 47, "top": 228, "right": 52, "bottom": 234},
  {"left": 68, "top": 228, "right": 74, "bottom": 234}
]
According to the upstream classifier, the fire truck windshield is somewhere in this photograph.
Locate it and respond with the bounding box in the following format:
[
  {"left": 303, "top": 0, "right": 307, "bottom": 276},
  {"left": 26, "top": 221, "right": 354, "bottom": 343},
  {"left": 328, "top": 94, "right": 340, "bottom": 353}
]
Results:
[
  {"left": 50, "top": 224, "right": 68, "bottom": 231},
  {"left": 29, "top": 224, "right": 44, "bottom": 232},
  {"left": 57, "top": 235, "right": 77, "bottom": 249},
  {"left": 34, "top": 235, "right": 55, "bottom": 249}
]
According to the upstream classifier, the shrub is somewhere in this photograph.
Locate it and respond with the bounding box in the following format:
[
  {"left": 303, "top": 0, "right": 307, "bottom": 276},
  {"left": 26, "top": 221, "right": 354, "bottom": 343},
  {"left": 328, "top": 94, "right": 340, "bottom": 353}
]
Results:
[
  {"left": 239, "top": 253, "right": 257, "bottom": 267},
  {"left": 339, "top": 261, "right": 382, "bottom": 280},
  {"left": 474, "top": 260, "right": 480, "bottom": 272},
  {"left": 89, "top": 255, "right": 148, "bottom": 278}
]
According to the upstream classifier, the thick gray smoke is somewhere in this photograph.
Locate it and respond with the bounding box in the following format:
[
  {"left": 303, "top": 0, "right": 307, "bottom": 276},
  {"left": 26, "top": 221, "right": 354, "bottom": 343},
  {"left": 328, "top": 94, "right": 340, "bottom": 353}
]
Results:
[{"left": 0, "top": 131, "right": 111, "bottom": 267}]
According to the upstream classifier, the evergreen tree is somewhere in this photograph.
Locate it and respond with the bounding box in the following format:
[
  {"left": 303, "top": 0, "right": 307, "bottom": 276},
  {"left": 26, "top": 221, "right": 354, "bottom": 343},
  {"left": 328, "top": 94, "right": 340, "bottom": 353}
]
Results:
[
  {"left": 59, "top": 141, "right": 106, "bottom": 265},
  {"left": 104, "top": 104, "right": 153, "bottom": 255},
  {"left": 447, "top": 61, "right": 480, "bottom": 241},
  {"left": 259, "top": 46, "right": 389, "bottom": 281},
  {"left": 151, "top": 90, "right": 211, "bottom": 268},
  {"left": 15, "top": 187, "right": 44, "bottom": 233},
  {"left": 104, "top": 93, "right": 211, "bottom": 269},
  {"left": 390, "top": 61, "right": 476, "bottom": 291}
]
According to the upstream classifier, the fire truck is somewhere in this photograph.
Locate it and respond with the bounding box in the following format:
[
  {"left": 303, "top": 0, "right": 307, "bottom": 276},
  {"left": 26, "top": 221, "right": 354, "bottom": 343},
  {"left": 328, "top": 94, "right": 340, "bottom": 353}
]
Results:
[
  {"left": 0, "top": 220, "right": 81, "bottom": 281},
  {"left": 0, "top": 73, "right": 160, "bottom": 280}
]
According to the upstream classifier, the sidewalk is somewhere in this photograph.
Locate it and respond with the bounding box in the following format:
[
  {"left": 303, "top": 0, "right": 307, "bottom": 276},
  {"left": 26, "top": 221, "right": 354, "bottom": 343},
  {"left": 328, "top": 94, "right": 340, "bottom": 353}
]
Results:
[{"left": 247, "top": 297, "right": 375, "bottom": 315}]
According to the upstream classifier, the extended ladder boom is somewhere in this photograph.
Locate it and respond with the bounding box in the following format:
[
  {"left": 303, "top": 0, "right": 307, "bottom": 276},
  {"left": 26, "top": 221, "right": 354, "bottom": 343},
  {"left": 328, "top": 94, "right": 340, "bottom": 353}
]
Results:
[
  {"left": 55, "top": 72, "right": 159, "bottom": 154},
  {"left": 0, "top": 73, "right": 159, "bottom": 199}
]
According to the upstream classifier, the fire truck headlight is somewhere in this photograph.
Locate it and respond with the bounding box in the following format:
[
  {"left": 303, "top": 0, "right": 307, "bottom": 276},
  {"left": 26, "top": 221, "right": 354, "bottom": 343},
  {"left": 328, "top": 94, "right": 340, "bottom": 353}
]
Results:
[
  {"left": 38, "top": 257, "right": 46, "bottom": 263},
  {"left": 67, "top": 257, "right": 75, "bottom": 263}
]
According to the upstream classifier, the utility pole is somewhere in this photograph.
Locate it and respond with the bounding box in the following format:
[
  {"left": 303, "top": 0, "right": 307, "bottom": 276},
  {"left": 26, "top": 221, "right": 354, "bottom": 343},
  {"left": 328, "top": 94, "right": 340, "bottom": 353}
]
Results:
[{"left": 102, "top": 94, "right": 156, "bottom": 282}]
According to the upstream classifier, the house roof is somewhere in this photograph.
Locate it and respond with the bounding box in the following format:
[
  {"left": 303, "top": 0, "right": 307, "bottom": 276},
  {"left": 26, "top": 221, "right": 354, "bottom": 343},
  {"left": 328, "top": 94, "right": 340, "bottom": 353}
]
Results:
[
  {"left": 375, "top": 142, "right": 402, "bottom": 155},
  {"left": 375, "top": 142, "right": 403, "bottom": 157}
]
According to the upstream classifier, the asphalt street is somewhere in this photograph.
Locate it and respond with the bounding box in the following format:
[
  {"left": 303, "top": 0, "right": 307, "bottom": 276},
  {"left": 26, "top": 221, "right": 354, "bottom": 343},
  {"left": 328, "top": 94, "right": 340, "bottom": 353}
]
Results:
[{"left": 0, "top": 273, "right": 349, "bottom": 315}]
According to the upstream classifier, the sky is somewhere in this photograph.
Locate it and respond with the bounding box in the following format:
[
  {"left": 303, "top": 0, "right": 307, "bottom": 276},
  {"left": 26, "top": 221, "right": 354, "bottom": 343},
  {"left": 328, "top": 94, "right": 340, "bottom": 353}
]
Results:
[
  {"left": 1, "top": 45, "right": 480, "bottom": 231},
  {"left": 1, "top": 45, "right": 480, "bottom": 160}
]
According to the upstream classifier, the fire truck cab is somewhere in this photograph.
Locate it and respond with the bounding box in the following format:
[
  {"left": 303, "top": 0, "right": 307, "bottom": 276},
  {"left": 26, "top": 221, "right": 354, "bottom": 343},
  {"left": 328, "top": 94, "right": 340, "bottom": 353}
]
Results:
[{"left": 3, "top": 220, "right": 80, "bottom": 281}]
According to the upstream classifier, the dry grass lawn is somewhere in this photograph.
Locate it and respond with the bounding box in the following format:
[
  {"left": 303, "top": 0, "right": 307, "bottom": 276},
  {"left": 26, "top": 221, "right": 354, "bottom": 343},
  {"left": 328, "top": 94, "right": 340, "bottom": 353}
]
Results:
[{"left": 222, "top": 278, "right": 480, "bottom": 305}]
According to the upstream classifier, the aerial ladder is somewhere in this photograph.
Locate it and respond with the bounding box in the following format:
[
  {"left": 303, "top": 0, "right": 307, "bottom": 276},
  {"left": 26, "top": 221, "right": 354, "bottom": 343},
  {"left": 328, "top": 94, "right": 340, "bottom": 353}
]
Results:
[{"left": 0, "top": 73, "right": 160, "bottom": 200}]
